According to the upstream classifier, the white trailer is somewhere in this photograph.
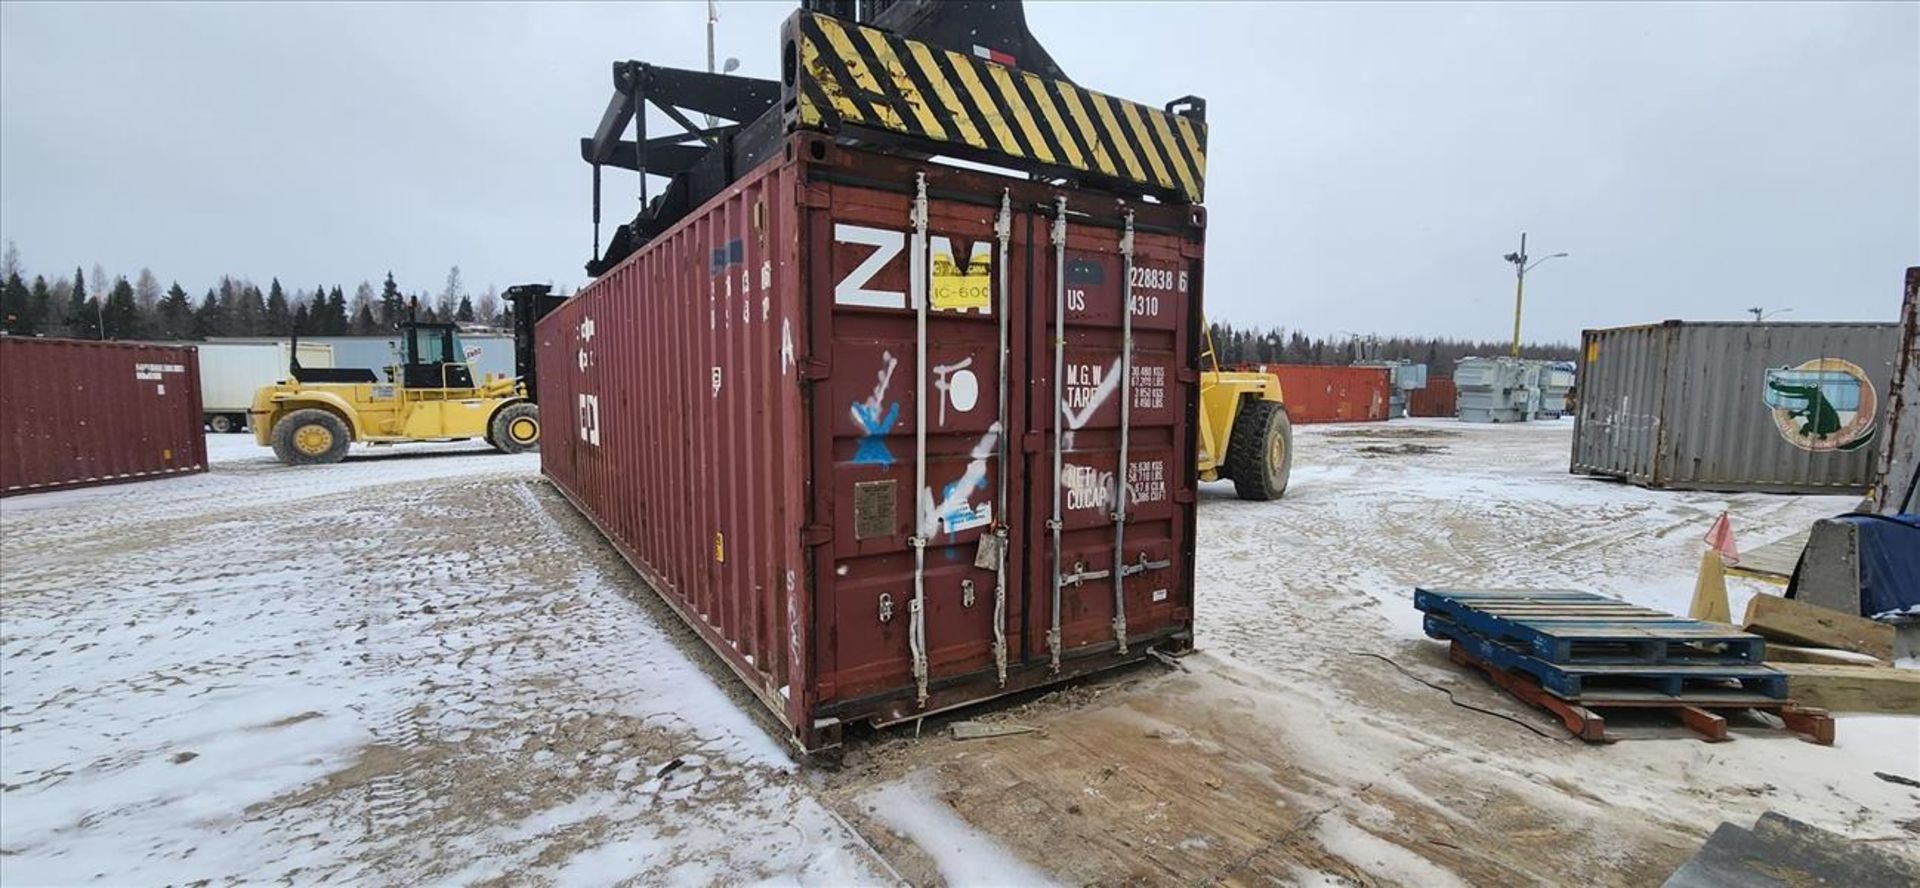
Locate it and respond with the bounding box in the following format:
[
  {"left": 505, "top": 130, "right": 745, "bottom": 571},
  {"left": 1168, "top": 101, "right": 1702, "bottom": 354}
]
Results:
[{"left": 195, "top": 342, "right": 334, "bottom": 432}]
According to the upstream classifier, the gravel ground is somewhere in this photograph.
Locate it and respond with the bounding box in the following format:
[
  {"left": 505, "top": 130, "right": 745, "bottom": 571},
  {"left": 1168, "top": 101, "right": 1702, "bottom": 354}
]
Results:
[{"left": 3, "top": 423, "right": 1914, "bottom": 885}]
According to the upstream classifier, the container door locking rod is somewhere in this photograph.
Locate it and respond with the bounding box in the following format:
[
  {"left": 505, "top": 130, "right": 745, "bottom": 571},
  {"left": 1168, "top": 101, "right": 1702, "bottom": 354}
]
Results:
[
  {"left": 909, "top": 172, "right": 931, "bottom": 707},
  {"left": 1111, "top": 210, "right": 1135, "bottom": 655},
  {"left": 1048, "top": 196, "right": 1068, "bottom": 674},
  {"left": 992, "top": 189, "right": 1012, "bottom": 688}
]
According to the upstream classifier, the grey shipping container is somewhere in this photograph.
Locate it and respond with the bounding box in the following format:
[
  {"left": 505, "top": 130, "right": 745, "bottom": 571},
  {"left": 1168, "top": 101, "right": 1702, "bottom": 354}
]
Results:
[{"left": 1572, "top": 320, "right": 1901, "bottom": 493}]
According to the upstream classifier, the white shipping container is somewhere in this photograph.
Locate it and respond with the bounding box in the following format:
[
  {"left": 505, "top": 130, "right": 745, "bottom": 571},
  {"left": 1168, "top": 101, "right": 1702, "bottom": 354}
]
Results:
[{"left": 194, "top": 342, "right": 333, "bottom": 432}]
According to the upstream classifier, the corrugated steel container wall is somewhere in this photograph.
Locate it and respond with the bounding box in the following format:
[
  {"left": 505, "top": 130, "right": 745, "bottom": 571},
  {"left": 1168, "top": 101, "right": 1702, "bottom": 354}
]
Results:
[
  {"left": 1572, "top": 321, "right": 1900, "bottom": 493},
  {"left": 1871, "top": 269, "right": 1918, "bottom": 513},
  {"left": 538, "top": 134, "right": 1201, "bottom": 750},
  {"left": 1259, "top": 364, "right": 1391, "bottom": 423},
  {"left": 1, "top": 337, "right": 208, "bottom": 495},
  {"left": 1408, "top": 377, "right": 1457, "bottom": 417}
]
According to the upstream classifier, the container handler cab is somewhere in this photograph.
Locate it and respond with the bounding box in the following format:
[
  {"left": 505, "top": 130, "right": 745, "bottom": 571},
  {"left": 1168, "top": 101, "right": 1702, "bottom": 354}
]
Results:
[{"left": 251, "top": 284, "right": 567, "bottom": 465}]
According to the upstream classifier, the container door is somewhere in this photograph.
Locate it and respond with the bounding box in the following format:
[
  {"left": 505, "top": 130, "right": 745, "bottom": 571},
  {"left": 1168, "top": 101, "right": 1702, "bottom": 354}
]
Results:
[
  {"left": 816, "top": 176, "right": 1029, "bottom": 706},
  {"left": 1024, "top": 202, "right": 1194, "bottom": 669}
]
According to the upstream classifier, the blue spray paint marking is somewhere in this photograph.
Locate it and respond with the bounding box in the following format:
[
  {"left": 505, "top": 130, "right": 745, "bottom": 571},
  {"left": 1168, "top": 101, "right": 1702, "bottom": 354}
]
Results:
[
  {"left": 851, "top": 401, "right": 899, "bottom": 466},
  {"left": 937, "top": 474, "right": 989, "bottom": 534}
]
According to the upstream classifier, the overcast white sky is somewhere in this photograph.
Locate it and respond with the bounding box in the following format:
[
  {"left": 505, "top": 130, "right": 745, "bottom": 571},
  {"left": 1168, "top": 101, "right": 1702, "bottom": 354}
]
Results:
[{"left": 1, "top": 1, "right": 1914, "bottom": 343}]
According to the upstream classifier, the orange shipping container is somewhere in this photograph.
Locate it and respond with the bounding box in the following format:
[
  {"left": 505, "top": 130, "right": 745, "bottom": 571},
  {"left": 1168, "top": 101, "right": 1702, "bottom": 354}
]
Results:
[{"left": 1254, "top": 364, "right": 1392, "bottom": 424}]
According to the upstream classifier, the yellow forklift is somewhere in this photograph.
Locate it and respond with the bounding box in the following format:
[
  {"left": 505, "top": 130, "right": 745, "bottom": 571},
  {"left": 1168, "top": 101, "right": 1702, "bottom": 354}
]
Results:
[
  {"left": 251, "top": 284, "right": 566, "bottom": 465},
  {"left": 1196, "top": 327, "right": 1294, "bottom": 500}
]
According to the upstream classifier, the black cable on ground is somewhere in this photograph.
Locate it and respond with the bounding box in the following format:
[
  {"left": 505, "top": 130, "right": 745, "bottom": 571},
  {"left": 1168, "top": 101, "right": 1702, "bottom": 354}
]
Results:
[{"left": 1347, "top": 649, "right": 1558, "bottom": 739}]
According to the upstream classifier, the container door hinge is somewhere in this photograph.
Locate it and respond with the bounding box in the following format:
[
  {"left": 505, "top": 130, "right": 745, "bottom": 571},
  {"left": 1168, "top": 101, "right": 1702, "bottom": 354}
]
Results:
[
  {"left": 1176, "top": 367, "right": 1198, "bottom": 384},
  {"left": 801, "top": 358, "right": 830, "bottom": 381},
  {"left": 801, "top": 524, "right": 834, "bottom": 546},
  {"left": 1174, "top": 488, "right": 1196, "bottom": 504},
  {"left": 1022, "top": 430, "right": 1045, "bottom": 453}
]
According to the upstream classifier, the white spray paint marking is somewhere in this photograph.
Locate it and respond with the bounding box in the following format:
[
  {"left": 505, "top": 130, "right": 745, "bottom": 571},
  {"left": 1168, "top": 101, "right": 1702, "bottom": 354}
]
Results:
[
  {"left": 711, "top": 366, "right": 723, "bottom": 397},
  {"left": 852, "top": 351, "right": 899, "bottom": 428},
  {"left": 919, "top": 422, "right": 1002, "bottom": 538},
  {"left": 1060, "top": 357, "right": 1124, "bottom": 448},
  {"left": 931, "top": 357, "right": 977, "bottom": 427},
  {"left": 780, "top": 319, "right": 795, "bottom": 376}
]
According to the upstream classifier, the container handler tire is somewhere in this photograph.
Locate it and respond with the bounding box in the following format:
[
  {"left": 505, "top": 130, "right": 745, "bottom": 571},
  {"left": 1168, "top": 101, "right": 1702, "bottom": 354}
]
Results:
[
  {"left": 490, "top": 402, "right": 540, "bottom": 454},
  {"left": 270, "top": 409, "right": 352, "bottom": 466},
  {"left": 1226, "top": 400, "right": 1292, "bottom": 501}
]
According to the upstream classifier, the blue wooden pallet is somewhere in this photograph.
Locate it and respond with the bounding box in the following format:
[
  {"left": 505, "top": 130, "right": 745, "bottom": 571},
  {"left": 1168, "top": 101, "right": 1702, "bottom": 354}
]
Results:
[
  {"left": 1426, "top": 615, "right": 1790, "bottom": 701},
  {"left": 1414, "top": 587, "right": 1765, "bottom": 665}
]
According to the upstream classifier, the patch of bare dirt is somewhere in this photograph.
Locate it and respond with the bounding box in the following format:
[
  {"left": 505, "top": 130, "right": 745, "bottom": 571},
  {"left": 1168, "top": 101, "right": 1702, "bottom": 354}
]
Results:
[
  {"left": 1358, "top": 442, "right": 1449, "bottom": 457},
  {"left": 1325, "top": 427, "right": 1462, "bottom": 439}
]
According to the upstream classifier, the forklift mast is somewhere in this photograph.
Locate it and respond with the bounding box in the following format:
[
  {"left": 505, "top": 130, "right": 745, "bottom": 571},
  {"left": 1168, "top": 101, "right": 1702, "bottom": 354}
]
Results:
[
  {"left": 580, "top": 0, "right": 1207, "bottom": 275},
  {"left": 504, "top": 283, "right": 569, "bottom": 404}
]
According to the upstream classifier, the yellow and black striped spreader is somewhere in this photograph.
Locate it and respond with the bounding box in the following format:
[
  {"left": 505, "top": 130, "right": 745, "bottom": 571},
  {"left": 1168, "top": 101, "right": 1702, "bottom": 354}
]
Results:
[{"left": 782, "top": 11, "right": 1208, "bottom": 205}]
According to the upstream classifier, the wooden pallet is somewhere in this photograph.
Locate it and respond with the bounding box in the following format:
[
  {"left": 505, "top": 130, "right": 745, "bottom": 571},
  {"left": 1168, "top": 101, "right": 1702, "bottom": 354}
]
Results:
[
  {"left": 1448, "top": 642, "right": 1834, "bottom": 745},
  {"left": 1415, "top": 587, "right": 1766, "bottom": 664},
  {"left": 1426, "top": 614, "right": 1790, "bottom": 699}
]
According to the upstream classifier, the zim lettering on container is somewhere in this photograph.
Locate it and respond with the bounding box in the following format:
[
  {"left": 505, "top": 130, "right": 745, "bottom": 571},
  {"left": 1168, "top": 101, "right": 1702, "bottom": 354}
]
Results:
[{"left": 834, "top": 224, "right": 994, "bottom": 314}]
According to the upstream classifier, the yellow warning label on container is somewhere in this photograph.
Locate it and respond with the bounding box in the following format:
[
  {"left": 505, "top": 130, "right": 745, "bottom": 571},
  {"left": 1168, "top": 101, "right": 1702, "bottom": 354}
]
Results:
[
  {"left": 931, "top": 248, "right": 991, "bottom": 311},
  {"left": 713, "top": 532, "right": 725, "bottom": 563},
  {"left": 1586, "top": 341, "right": 1600, "bottom": 363}
]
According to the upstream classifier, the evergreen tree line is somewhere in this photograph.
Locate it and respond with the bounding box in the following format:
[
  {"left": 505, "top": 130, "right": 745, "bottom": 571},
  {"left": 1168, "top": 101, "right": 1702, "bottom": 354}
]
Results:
[
  {"left": 1207, "top": 321, "right": 1578, "bottom": 377},
  {"left": 0, "top": 244, "right": 515, "bottom": 341}
]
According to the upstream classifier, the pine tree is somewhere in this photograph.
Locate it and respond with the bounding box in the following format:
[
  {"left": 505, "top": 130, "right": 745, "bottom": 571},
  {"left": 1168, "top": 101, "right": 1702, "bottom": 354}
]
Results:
[
  {"left": 233, "top": 283, "right": 267, "bottom": 336},
  {"left": 193, "top": 289, "right": 225, "bottom": 339},
  {"left": 378, "top": 272, "right": 405, "bottom": 327},
  {"left": 101, "top": 277, "right": 138, "bottom": 339},
  {"left": 265, "top": 278, "right": 291, "bottom": 334},
  {"left": 456, "top": 295, "right": 475, "bottom": 323},
  {"left": 292, "top": 302, "right": 311, "bottom": 334},
  {"left": 1, "top": 271, "right": 28, "bottom": 334},
  {"left": 27, "top": 275, "right": 52, "bottom": 335},
  {"left": 67, "top": 267, "right": 97, "bottom": 339},
  {"left": 325, "top": 285, "right": 348, "bottom": 334},
  {"left": 159, "top": 283, "right": 193, "bottom": 339},
  {"left": 354, "top": 303, "right": 376, "bottom": 334}
]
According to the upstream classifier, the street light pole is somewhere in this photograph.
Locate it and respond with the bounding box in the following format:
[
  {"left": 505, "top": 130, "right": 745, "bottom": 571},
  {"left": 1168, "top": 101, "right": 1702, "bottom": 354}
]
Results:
[
  {"left": 1502, "top": 232, "right": 1568, "bottom": 358},
  {"left": 704, "top": 1, "right": 718, "bottom": 128},
  {"left": 1508, "top": 233, "right": 1527, "bottom": 358}
]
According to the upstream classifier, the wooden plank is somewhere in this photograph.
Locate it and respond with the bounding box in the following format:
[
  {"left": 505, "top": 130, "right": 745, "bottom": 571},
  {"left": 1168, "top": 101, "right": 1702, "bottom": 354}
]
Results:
[
  {"left": 1764, "top": 642, "right": 1889, "bottom": 668},
  {"left": 1773, "top": 663, "right": 1920, "bottom": 714},
  {"left": 1742, "top": 594, "right": 1894, "bottom": 660},
  {"left": 1677, "top": 706, "right": 1729, "bottom": 742}
]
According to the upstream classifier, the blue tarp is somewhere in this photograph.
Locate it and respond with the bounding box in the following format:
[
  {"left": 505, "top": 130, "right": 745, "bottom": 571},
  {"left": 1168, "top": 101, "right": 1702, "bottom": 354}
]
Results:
[{"left": 1793, "top": 513, "right": 1920, "bottom": 623}]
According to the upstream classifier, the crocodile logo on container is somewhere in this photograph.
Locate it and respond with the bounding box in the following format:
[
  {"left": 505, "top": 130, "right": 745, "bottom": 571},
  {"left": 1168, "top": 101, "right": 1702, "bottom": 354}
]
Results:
[{"left": 1762, "top": 358, "right": 1877, "bottom": 452}]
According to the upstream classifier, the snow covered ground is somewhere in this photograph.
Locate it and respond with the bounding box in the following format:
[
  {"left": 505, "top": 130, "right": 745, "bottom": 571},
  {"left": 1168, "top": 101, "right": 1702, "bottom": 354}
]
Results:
[
  {"left": 1, "top": 437, "right": 883, "bottom": 884},
  {"left": 3, "top": 422, "right": 1914, "bottom": 885}
]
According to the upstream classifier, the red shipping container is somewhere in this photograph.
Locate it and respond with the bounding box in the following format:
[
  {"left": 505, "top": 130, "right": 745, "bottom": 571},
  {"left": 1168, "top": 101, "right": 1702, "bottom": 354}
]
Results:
[
  {"left": 539, "top": 134, "right": 1201, "bottom": 751},
  {"left": 1408, "top": 377, "right": 1458, "bottom": 417},
  {"left": 1258, "top": 364, "right": 1391, "bottom": 424},
  {"left": 1, "top": 337, "right": 207, "bottom": 496}
]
